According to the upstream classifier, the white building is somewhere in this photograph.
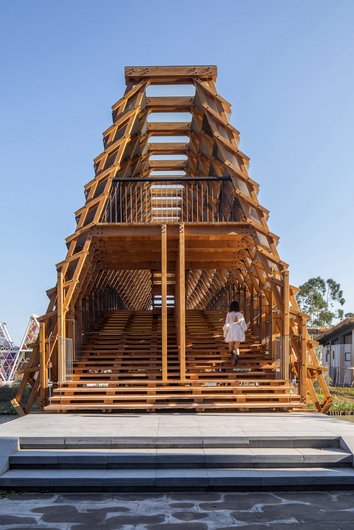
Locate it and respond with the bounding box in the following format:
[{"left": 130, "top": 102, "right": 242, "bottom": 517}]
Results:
[{"left": 319, "top": 318, "right": 354, "bottom": 386}]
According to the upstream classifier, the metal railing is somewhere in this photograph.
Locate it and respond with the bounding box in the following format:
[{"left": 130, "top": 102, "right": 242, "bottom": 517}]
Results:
[{"left": 102, "top": 177, "right": 239, "bottom": 223}]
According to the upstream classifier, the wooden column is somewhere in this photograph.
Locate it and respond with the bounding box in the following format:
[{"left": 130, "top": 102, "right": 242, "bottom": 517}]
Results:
[
  {"left": 243, "top": 286, "right": 247, "bottom": 321},
  {"left": 77, "top": 296, "right": 83, "bottom": 353},
  {"left": 282, "top": 270, "right": 290, "bottom": 380},
  {"left": 300, "top": 316, "right": 308, "bottom": 403},
  {"left": 177, "top": 224, "right": 186, "bottom": 381},
  {"left": 57, "top": 270, "right": 66, "bottom": 383},
  {"left": 250, "top": 287, "right": 254, "bottom": 329},
  {"left": 258, "top": 292, "right": 263, "bottom": 341},
  {"left": 269, "top": 290, "right": 274, "bottom": 360},
  {"left": 39, "top": 321, "right": 47, "bottom": 403},
  {"left": 161, "top": 225, "right": 168, "bottom": 382}
]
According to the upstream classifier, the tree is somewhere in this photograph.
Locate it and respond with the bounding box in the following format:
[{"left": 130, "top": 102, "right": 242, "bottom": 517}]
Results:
[{"left": 296, "top": 276, "right": 345, "bottom": 327}]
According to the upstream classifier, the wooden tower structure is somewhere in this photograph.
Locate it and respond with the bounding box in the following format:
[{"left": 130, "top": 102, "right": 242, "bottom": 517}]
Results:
[{"left": 13, "top": 65, "right": 332, "bottom": 414}]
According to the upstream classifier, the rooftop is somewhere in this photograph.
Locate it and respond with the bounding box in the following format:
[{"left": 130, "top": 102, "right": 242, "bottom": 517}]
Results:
[{"left": 318, "top": 317, "right": 354, "bottom": 343}]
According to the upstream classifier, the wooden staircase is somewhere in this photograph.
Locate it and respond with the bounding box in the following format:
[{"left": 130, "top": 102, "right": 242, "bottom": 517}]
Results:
[{"left": 45, "top": 310, "right": 306, "bottom": 412}]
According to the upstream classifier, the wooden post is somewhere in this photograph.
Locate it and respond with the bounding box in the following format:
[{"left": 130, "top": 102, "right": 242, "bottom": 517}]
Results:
[
  {"left": 258, "top": 292, "right": 263, "bottom": 341},
  {"left": 57, "top": 270, "right": 66, "bottom": 383},
  {"left": 161, "top": 225, "right": 168, "bottom": 382},
  {"left": 268, "top": 290, "right": 273, "bottom": 359},
  {"left": 178, "top": 224, "right": 186, "bottom": 381},
  {"left": 300, "top": 316, "right": 308, "bottom": 403},
  {"left": 243, "top": 286, "right": 247, "bottom": 322},
  {"left": 77, "top": 296, "right": 83, "bottom": 354},
  {"left": 250, "top": 287, "right": 254, "bottom": 330},
  {"left": 39, "top": 321, "right": 47, "bottom": 403},
  {"left": 282, "top": 270, "right": 290, "bottom": 381}
]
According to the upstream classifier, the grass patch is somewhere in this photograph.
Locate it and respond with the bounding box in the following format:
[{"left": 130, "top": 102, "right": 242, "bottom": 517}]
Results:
[{"left": 313, "top": 385, "right": 354, "bottom": 415}]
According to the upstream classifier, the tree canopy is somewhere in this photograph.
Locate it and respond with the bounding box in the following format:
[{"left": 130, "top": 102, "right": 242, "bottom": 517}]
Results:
[{"left": 296, "top": 277, "right": 345, "bottom": 327}]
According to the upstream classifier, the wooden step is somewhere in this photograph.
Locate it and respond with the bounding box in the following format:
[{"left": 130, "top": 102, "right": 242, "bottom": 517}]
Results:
[
  {"left": 49, "top": 393, "right": 301, "bottom": 403},
  {"left": 44, "top": 402, "right": 306, "bottom": 411},
  {"left": 46, "top": 309, "right": 298, "bottom": 413}
]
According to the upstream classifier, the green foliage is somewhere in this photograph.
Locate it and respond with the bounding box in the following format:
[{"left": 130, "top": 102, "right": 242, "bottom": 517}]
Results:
[
  {"left": 296, "top": 276, "right": 346, "bottom": 326},
  {"left": 0, "top": 382, "right": 31, "bottom": 415}
]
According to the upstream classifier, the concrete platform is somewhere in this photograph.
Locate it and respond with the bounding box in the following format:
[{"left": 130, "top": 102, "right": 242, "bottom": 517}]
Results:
[
  {"left": 1, "top": 413, "right": 354, "bottom": 490},
  {"left": 1, "top": 412, "right": 354, "bottom": 442}
]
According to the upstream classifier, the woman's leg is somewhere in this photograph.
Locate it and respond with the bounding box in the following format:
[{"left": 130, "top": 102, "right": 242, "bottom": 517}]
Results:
[
  {"left": 234, "top": 341, "right": 240, "bottom": 357},
  {"left": 230, "top": 342, "right": 237, "bottom": 365}
]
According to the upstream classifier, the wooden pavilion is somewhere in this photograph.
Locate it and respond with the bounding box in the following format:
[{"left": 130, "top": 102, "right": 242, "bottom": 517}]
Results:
[{"left": 13, "top": 65, "right": 332, "bottom": 414}]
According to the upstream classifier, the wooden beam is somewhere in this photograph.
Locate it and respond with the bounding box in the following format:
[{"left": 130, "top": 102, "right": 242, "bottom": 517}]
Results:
[
  {"left": 148, "top": 122, "right": 191, "bottom": 135},
  {"left": 149, "top": 159, "right": 186, "bottom": 170},
  {"left": 148, "top": 142, "right": 188, "bottom": 154},
  {"left": 125, "top": 65, "right": 217, "bottom": 84},
  {"left": 146, "top": 97, "right": 194, "bottom": 112}
]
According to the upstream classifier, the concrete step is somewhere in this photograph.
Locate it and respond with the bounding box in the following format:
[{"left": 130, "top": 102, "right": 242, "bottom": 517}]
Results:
[
  {"left": 1, "top": 414, "right": 353, "bottom": 492},
  {"left": 18, "top": 435, "right": 342, "bottom": 449},
  {"left": 2, "top": 466, "right": 354, "bottom": 490},
  {"left": 9, "top": 447, "right": 352, "bottom": 469}
]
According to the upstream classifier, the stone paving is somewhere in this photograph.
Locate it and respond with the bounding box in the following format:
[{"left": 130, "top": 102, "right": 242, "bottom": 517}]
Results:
[{"left": 0, "top": 491, "right": 354, "bottom": 529}]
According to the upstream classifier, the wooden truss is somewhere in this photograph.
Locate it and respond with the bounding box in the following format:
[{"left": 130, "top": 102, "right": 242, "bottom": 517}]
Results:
[{"left": 12, "top": 65, "right": 332, "bottom": 414}]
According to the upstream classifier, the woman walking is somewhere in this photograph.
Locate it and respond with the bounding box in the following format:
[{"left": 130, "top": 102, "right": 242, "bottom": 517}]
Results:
[{"left": 223, "top": 300, "right": 247, "bottom": 366}]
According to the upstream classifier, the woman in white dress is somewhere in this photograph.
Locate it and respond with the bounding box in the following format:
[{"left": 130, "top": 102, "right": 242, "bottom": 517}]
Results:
[{"left": 223, "top": 300, "right": 247, "bottom": 366}]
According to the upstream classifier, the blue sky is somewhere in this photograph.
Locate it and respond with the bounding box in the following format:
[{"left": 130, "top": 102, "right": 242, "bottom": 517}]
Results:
[{"left": 1, "top": 0, "right": 354, "bottom": 343}]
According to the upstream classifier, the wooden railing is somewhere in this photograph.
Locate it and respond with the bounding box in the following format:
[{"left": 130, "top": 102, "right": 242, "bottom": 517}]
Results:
[{"left": 102, "top": 177, "right": 240, "bottom": 224}]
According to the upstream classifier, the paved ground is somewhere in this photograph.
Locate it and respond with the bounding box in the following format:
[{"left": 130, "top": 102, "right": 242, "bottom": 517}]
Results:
[
  {"left": 1, "top": 414, "right": 354, "bottom": 528},
  {"left": 0, "top": 490, "right": 353, "bottom": 529}
]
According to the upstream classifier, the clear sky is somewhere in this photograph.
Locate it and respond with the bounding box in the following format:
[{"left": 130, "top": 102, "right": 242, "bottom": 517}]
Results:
[{"left": 1, "top": 0, "right": 354, "bottom": 343}]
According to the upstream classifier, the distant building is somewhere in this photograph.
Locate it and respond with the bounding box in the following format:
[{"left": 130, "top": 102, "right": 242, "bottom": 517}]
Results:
[
  {"left": 318, "top": 318, "right": 354, "bottom": 386},
  {"left": 307, "top": 326, "right": 330, "bottom": 340}
]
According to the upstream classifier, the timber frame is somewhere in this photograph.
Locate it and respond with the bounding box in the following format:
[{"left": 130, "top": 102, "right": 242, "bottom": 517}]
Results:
[{"left": 12, "top": 65, "right": 332, "bottom": 414}]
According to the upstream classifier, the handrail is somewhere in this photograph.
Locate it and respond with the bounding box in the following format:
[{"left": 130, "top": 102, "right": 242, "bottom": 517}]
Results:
[{"left": 113, "top": 176, "right": 232, "bottom": 182}]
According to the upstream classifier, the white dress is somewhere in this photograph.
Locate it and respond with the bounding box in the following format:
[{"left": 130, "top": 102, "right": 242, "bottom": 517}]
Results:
[{"left": 224, "top": 311, "right": 247, "bottom": 343}]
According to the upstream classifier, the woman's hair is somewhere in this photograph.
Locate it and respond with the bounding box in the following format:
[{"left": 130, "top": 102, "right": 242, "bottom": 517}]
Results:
[{"left": 229, "top": 300, "right": 240, "bottom": 312}]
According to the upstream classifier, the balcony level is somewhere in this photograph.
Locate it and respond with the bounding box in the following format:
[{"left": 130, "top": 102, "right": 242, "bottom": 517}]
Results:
[{"left": 102, "top": 176, "right": 241, "bottom": 224}]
